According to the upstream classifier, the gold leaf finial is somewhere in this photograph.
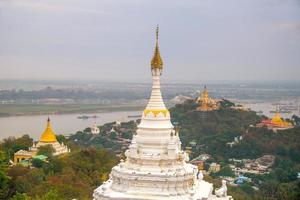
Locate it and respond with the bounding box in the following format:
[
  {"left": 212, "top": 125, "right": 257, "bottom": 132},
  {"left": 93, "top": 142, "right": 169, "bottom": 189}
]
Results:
[
  {"left": 151, "top": 25, "right": 163, "bottom": 69},
  {"left": 156, "top": 25, "right": 159, "bottom": 42}
]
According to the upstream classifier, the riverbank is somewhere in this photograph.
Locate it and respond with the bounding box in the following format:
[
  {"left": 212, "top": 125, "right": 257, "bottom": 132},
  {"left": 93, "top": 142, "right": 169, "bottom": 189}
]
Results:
[
  {"left": 0, "top": 103, "right": 145, "bottom": 117},
  {"left": 0, "top": 110, "right": 142, "bottom": 140}
]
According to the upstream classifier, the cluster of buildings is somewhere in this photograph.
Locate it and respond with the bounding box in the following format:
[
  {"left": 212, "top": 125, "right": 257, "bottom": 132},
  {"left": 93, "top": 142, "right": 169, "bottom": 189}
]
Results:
[
  {"left": 88, "top": 120, "right": 133, "bottom": 157},
  {"left": 190, "top": 154, "right": 221, "bottom": 174},
  {"left": 14, "top": 118, "right": 70, "bottom": 166},
  {"left": 256, "top": 111, "right": 294, "bottom": 131},
  {"left": 229, "top": 155, "right": 275, "bottom": 175}
]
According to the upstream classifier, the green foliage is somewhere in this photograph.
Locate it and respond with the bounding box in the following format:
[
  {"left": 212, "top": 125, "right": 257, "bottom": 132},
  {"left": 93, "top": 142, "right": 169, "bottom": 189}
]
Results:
[
  {"left": 260, "top": 181, "right": 300, "bottom": 200},
  {"left": 15, "top": 169, "right": 45, "bottom": 194},
  {"left": 32, "top": 159, "right": 44, "bottom": 168},
  {"left": 1, "top": 135, "right": 33, "bottom": 159},
  {"left": 41, "top": 157, "right": 63, "bottom": 175},
  {"left": 239, "top": 183, "right": 254, "bottom": 195},
  {"left": 0, "top": 151, "right": 10, "bottom": 199},
  {"left": 55, "top": 135, "right": 66, "bottom": 144},
  {"left": 220, "top": 99, "right": 235, "bottom": 108},
  {"left": 37, "top": 145, "right": 55, "bottom": 158},
  {"left": 121, "top": 132, "right": 133, "bottom": 139},
  {"left": 9, "top": 193, "right": 30, "bottom": 200},
  {"left": 109, "top": 132, "right": 117, "bottom": 140},
  {"left": 34, "top": 189, "right": 63, "bottom": 200},
  {"left": 84, "top": 127, "right": 91, "bottom": 133},
  {"left": 212, "top": 165, "right": 235, "bottom": 177},
  {"left": 292, "top": 115, "right": 300, "bottom": 126}
]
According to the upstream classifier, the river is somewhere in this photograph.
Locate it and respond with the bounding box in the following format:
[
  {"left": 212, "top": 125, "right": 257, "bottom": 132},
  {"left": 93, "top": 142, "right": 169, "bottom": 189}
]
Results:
[
  {"left": 1, "top": 102, "right": 298, "bottom": 141},
  {"left": 0, "top": 110, "right": 141, "bottom": 140}
]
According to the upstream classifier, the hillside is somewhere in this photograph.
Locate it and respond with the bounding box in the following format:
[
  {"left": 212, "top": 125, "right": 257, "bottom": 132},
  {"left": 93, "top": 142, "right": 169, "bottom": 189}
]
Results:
[{"left": 170, "top": 100, "right": 300, "bottom": 200}]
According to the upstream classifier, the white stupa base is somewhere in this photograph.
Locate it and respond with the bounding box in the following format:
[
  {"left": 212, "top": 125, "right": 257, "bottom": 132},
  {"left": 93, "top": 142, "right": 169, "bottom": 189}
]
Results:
[{"left": 93, "top": 179, "right": 232, "bottom": 200}]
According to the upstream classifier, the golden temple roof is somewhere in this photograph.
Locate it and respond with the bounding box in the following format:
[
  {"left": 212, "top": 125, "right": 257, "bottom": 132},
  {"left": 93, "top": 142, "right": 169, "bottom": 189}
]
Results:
[
  {"left": 271, "top": 112, "right": 283, "bottom": 124},
  {"left": 40, "top": 117, "right": 57, "bottom": 143},
  {"left": 271, "top": 112, "right": 293, "bottom": 127},
  {"left": 151, "top": 26, "right": 163, "bottom": 69}
]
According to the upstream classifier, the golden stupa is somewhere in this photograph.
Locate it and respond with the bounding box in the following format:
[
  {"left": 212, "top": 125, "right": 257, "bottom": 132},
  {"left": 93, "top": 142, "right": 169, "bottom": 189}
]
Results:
[
  {"left": 196, "top": 86, "right": 220, "bottom": 111},
  {"left": 271, "top": 112, "right": 293, "bottom": 127},
  {"left": 151, "top": 26, "right": 163, "bottom": 69},
  {"left": 40, "top": 117, "right": 57, "bottom": 143}
]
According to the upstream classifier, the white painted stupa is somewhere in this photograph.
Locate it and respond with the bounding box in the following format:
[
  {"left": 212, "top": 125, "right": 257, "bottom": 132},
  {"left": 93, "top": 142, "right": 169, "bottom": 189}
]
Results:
[
  {"left": 91, "top": 122, "right": 100, "bottom": 135},
  {"left": 93, "top": 27, "right": 233, "bottom": 200}
]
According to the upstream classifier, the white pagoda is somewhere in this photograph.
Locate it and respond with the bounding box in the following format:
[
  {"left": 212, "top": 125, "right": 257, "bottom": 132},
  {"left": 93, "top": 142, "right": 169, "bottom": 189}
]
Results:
[
  {"left": 91, "top": 122, "right": 100, "bottom": 135},
  {"left": 93, "top": 27, "right": 233, "bottom": 200}
]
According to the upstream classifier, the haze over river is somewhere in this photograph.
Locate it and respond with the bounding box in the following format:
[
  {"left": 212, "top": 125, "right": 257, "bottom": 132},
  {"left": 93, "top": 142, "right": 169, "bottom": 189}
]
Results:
[{"left": 0, "top": 110, "right": 141, "bottom": 140}]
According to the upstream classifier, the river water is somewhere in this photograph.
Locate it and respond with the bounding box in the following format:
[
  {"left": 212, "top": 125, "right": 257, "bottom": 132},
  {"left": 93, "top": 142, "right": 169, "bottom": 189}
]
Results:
[
  {"left": 0, "top": 110, "right": 141, "bottom": 140},
  {"left": 1, "top": 102, "right": 299, "bottom": 141}
]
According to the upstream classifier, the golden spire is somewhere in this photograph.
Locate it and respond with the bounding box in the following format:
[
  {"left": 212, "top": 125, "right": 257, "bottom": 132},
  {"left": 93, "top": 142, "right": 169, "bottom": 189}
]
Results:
[
  {"left": 151, "top": 25, "right": 163, "bottom": 69},
  {"left": 40, "top": 117, "right": 57, "bottom": 143}
]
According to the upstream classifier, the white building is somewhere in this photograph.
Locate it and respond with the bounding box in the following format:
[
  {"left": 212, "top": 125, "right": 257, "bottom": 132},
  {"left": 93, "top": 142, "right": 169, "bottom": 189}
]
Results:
[
  {"left": 91, "top": 122, "right": 100, "bottom": 135},
  {"left": 93, "top": 27, "right": 233, "bottom": 200}
]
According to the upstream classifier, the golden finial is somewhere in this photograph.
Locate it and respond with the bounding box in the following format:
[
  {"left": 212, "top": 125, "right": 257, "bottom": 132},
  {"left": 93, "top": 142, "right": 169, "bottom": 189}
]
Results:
[
  {"left": 151, "top": 25, "right": 163, "bottom": 69},
  {"left": 156, "top": 25, "right": 159, "bottom": 42}
]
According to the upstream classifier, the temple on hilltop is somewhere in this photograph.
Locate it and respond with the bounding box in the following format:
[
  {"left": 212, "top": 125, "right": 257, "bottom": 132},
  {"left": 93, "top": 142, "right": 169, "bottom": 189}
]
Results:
[
  {"left": 91, "top": 122, "right": 100, "bottom": 135},
  {"left": 256, "top": 111, "right": 294, "bottom": 131},
  {"left": 196, "top": 86, "right": 220, "bottom": 111},
  {"left": 93, "top": 27, "right": 233, "bottom": 200},
  {"left": 14, "top": 118, "right": 70, "bottom": 165}
]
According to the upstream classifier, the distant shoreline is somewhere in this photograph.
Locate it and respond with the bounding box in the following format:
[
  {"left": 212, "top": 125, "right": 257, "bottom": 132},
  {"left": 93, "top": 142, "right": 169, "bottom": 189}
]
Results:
[{"left": 0, "top": 103, "right": 144, "bottom": 118}]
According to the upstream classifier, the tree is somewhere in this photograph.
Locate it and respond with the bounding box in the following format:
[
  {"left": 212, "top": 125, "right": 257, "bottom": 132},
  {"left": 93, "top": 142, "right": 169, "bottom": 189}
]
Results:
[
  {"left": 276, "top": 183, "right": 299, "bottom": 200},
  {"left": 9, "top": 193, "right": 30, "bottom": 200},
  {"left": 34, "top": 189, "right": 63, "bottom": 200},
  {"left": 0, "top": 151, "right": 9, "bottom": 199},
  {"left": 220, "top": 99, "right": 235, "bottom": 108},
  {"left": 14, "top": 169, "right": 45, "bottom": 194},
  {"left": 214, "top": 165, "right": 235, "bottom": 177},
  {"left": 109, "top": 132, "right": 117, "bottom": 140},
  {"left": 260, "top": 181, "right": 278, "bottom": 199},
  {"left": 37, "top": 145, "right": 55, "bottom": 158},
  {"left": 292, "top": 115, "right": 300, "bottom": 126},
  {"left": 56, "top": 135, "right": 66, "bottom": 144},
  {"left": 42, "top": 157, "right": 63, "bottom": 174},
  {"left": 84, "top": 127, "right": 91, "bottom": 133},
  {"left": 32, "top": 159, "right": 44, "bottom": 168}
]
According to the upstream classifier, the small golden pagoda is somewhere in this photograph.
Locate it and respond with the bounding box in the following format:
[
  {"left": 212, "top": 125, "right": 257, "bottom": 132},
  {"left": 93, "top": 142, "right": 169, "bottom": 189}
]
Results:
[
  {"left": 14, "top": 118, "right": 70, "bottom": 165},
  {"left": 196, "top": 86, "right": 220, "bottom": 111},
  {"left": 270, "top": 112, "right": 293, "bottom": 128},
  {"left": 40, "top": 117, "right": 57, "bottom": 143},
  {"left": 257, "top": 111, "right": 294, "bottom": 132}
]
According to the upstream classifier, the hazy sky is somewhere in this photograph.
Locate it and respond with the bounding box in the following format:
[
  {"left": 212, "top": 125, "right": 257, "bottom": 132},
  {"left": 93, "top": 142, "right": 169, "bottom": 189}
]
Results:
[{"left": 0, "top": 0, "right": 300, "bottom": 82}]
